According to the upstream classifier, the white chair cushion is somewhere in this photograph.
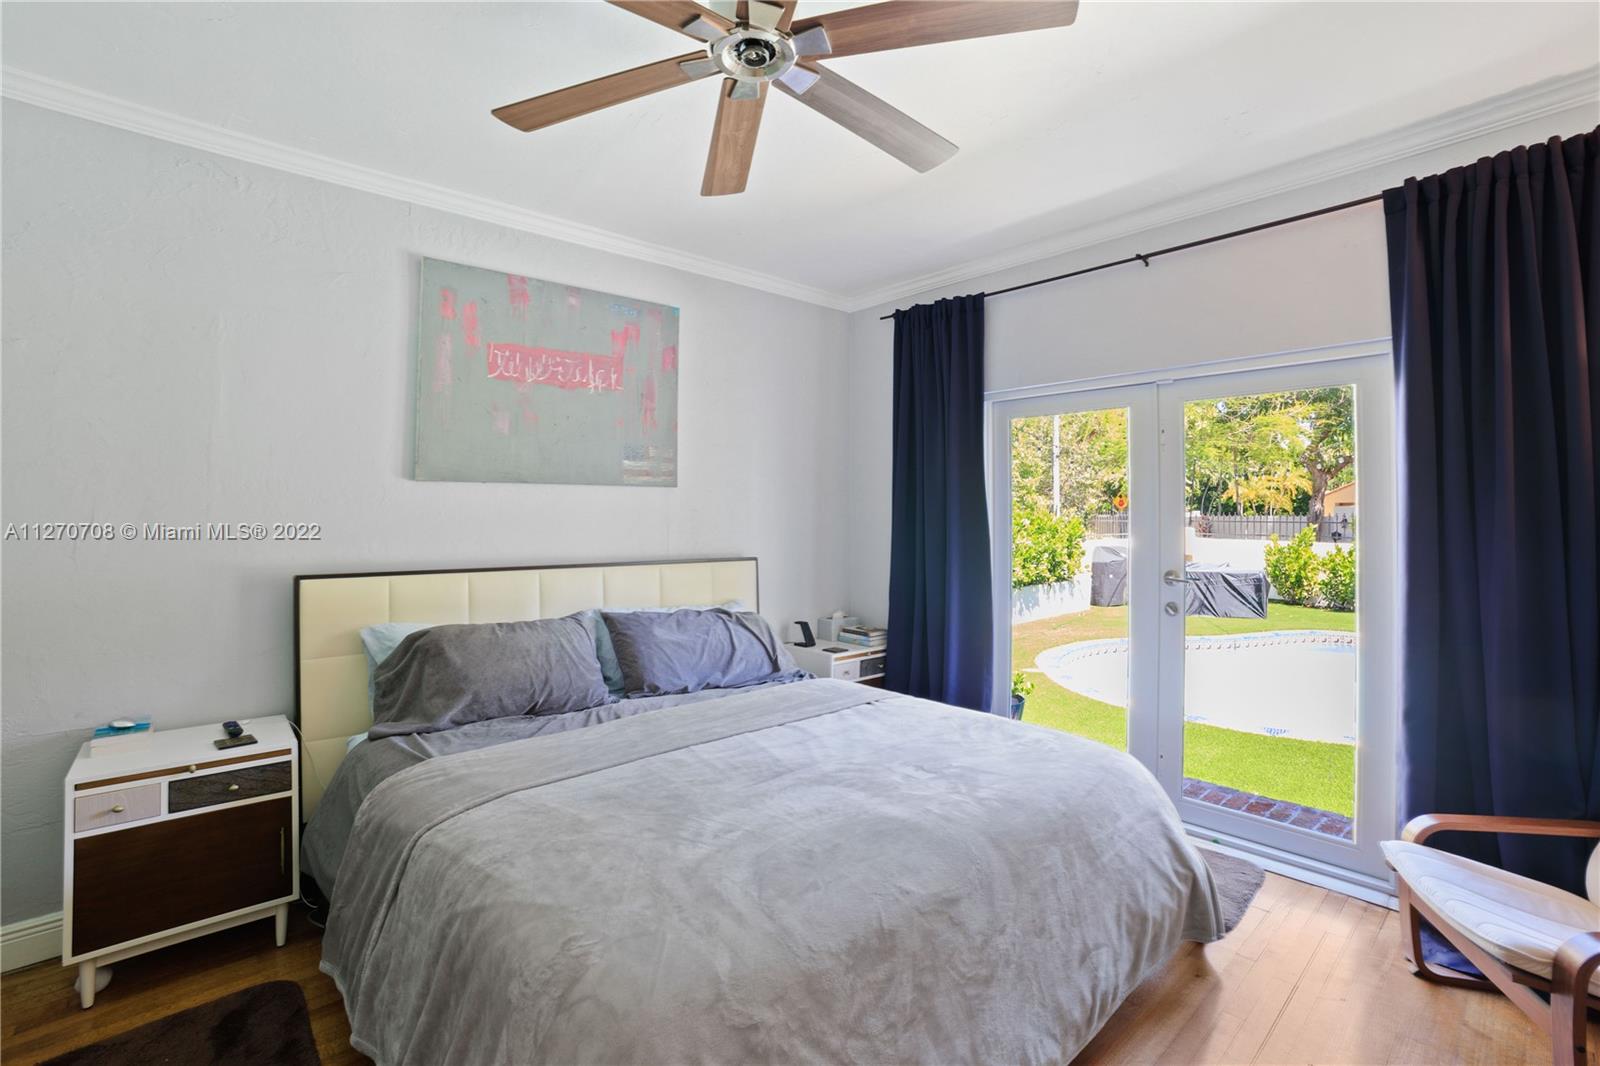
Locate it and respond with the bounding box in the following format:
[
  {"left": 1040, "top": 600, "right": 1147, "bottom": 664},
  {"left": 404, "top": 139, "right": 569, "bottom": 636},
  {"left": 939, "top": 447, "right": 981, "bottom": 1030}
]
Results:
[{"left": 1383, "top": 840, "right": 1600, "bottom": 991}]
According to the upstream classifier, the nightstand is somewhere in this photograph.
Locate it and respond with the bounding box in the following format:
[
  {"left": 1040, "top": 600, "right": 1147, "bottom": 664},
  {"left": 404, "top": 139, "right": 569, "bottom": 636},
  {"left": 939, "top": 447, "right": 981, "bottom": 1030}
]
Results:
[
  {"left": 789, "top": 641, "right": 887, "bottom": 686},
  {"left": 62, "top": 717, "right": 299, "bottom": 1008}
]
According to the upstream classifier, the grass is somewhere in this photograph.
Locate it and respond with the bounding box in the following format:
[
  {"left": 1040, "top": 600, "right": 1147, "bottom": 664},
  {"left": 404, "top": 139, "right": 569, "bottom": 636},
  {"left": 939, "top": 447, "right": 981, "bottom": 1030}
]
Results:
[{"left": 1013, "top": 602, "right": 1356, "bottom": 816}]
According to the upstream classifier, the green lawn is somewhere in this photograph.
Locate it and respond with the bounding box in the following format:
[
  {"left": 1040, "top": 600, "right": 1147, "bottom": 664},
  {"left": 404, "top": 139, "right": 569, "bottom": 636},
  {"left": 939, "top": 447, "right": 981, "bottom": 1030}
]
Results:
[{"left": 1013, "top": 603, "right": 1356, "bottom": 816}]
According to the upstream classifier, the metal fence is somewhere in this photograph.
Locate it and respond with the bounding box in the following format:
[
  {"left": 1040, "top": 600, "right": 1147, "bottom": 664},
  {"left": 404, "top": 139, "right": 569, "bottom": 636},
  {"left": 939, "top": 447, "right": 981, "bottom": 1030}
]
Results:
[{"left": 1083, "top": 512, "right": 1356, "bottom": 543}]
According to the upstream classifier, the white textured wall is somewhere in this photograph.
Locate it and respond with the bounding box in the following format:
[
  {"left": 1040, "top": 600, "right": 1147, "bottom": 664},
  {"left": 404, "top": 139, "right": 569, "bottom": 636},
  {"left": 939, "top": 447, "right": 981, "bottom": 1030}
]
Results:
[
  {"left": 841, "top": 103, "right": 1600, "bottom": 628},
  {"left": 0, "top": 101, "right": 850, "bottom": 925}
]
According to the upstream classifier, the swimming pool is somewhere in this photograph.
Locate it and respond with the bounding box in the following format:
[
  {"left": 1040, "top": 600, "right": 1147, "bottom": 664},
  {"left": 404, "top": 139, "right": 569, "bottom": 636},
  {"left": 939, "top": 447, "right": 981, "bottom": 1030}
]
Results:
[{"left": 1034, "top": 631, "right": 1356, "bottom": 744}]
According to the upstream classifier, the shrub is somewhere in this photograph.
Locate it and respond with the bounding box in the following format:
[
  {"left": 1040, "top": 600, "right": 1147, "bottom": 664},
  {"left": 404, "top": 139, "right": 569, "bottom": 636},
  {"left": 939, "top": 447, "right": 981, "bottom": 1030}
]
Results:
[
  {"left": 1319, "top": 544, "right": 1356, "bottom": 611},
  {"left": 1011, "top": 506, "right": 1086, "bottom": 588},
  {"left": 1264, "top": 526, "right": 1321, "bottom": 606}
]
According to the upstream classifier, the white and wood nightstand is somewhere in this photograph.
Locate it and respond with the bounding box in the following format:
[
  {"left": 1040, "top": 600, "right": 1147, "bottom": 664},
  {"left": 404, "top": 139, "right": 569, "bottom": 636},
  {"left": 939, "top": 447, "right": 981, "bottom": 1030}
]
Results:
[
  {"left": 62, "top": 717, "right": 299, "bottom": 1008},
  {"left": 788, "top": 642, "right": 887, "bottom": 686}
]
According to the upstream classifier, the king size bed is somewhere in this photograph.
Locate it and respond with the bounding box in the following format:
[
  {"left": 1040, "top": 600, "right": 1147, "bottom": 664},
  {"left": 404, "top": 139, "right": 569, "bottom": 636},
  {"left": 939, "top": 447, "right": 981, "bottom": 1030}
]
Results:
[{"left": 296, "top": 558, "right": 1221, "bottom": 1065}]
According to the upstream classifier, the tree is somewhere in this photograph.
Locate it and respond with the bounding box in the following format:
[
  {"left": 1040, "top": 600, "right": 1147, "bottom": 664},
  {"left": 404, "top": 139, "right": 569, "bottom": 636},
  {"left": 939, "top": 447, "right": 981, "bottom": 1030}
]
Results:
[
  {"left": 1009, "top": 410, "right": 1127, "bottom": 518},
  {"left": 1296, "top": 387, "right": 1355, "bottom": 527},
  {"left": 1182, "top": 388, "right": 1354, "bottom": 521}
]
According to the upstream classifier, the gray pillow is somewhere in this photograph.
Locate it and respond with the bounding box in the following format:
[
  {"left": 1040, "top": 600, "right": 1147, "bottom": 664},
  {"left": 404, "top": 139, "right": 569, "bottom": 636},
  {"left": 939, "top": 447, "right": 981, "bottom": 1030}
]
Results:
[
  {"left": 601, "top": 608, "right": 805, "bottom": 697},
  {"left": 370, "top": 615, "right": 610, "bottom": 737}
]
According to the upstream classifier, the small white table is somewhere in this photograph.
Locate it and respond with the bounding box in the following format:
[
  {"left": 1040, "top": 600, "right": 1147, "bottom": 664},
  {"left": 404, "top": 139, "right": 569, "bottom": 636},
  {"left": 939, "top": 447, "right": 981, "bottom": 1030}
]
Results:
[
  {"left": 62, "top": 717, "right": 299, "bottom": 1007},
  {"left": 788, "top": 641, "right": 887, "bottom": 686}
]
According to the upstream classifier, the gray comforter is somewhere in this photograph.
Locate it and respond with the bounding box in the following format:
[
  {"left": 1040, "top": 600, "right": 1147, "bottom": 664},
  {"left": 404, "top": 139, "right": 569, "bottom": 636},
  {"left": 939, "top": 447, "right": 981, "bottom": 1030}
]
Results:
[
  {"left": 303, "top": 685, "right": 777, "bottom": 897},
  {"left": 322, "top": 679, "right": 1221, "bottom": 1065}
]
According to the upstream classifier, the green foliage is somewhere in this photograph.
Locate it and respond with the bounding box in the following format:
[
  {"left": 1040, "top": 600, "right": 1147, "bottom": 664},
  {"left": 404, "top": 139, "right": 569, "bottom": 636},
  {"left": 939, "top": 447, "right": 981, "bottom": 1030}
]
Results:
[
  {"left": 1011, "top": 506, "right": 1086, "bottom": 588},
  {"left": 1183, "top": 387, "right": 1355, "bottom": 518},
  {"left": 1319, "top": 544, "right": 1356, "bottom": 611},
  {"left": 1009, "top": 410, "right": 1128, "bottom": 517},
  {"left": 1011, "top": 671, "right": 1034, "bottom": 699},
  {"left": 1264, "top": 527, "right": 1321, "bottom": 606}
]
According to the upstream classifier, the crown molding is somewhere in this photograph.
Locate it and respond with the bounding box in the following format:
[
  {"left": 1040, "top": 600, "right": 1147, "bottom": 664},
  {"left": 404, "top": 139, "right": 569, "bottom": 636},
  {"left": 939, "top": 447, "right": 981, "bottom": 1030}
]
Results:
[
  {"left": 839, "top": 65, "right": 1600, "bottom": 313},
  {"left": 0, "top": 67, "right": 856, "bottom": 311},
  {"left": 5, "top": 64, "right": 1596, "bottom": 316}
]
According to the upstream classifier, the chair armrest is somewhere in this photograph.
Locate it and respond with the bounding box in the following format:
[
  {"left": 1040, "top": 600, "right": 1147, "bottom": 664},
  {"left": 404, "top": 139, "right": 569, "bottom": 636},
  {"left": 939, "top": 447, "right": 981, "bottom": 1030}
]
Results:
[
  {"left": 1553, "top": 931, "right": 1600, "bottom": 994},
  {"left": 1402, "top": 813, "right": 1600, "bottom": 845}
]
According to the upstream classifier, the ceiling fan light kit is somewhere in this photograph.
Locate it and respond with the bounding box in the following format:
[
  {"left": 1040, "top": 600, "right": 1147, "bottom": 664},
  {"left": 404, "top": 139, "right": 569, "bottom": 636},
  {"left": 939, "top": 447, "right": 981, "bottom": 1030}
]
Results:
[{"left": 492, "top": 1, "right": 1079, "bottom": 197}]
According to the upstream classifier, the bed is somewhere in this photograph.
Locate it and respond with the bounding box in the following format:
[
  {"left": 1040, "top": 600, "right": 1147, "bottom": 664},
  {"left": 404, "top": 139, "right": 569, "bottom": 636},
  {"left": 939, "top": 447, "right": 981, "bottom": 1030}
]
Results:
[{"left": 297, "top": 558, "right": 1222, "bottom": 1065}]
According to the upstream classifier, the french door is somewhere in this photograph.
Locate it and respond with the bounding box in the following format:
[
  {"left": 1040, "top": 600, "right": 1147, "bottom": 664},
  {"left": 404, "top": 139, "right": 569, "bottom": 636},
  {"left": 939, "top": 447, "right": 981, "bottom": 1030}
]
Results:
[{"left": 990, "top": 352, "right": 1396, "bottom": 886}]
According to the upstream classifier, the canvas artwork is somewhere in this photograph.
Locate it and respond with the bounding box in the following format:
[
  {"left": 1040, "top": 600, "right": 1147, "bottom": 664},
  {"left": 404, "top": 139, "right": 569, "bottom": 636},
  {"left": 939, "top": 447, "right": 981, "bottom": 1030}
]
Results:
[{"left": 413, "top": 257, "right": 679, "bottom": 485}]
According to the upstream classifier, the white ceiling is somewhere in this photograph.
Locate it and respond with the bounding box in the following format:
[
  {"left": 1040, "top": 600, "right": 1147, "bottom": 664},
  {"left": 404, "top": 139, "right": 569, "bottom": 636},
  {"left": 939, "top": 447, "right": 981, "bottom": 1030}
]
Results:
[{"left": 4, "top": 2, "right": 1597, "bottom": 308}]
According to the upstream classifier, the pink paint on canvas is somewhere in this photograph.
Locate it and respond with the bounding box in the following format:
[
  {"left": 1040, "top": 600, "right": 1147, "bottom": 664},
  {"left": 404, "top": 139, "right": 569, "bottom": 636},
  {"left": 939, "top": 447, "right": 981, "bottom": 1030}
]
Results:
[
  {"left": 609, "top": 326, "right": 642, "bottom": 361},
  {"left": 641, "top": 374, "right": 659, "bottom": 432},
  {"left": 661, "top": 345, "right": 677, "bottom": 372},
  {"left": 486, "top": 342, "right": 624, "bottom": 393},
  {"left": 506, "top": 275, "right": 530, "bottom": 317},
  {"left": 439, "top": 288, "right": 457, "bottom": 320},
  {"left": 462, "top": 301, "right": 481, "bottom": 349}
]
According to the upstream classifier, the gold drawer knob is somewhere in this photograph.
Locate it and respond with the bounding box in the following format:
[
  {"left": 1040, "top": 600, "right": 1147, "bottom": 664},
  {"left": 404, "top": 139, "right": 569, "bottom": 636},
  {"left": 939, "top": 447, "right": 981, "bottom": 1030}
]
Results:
[
  {"left": 188, "top": 764, "right": 197, "bottom": 773},
  {"left": 110, "top": 804, "right": 125, "bottom": 813},
  {"left": 227, "top": 783, "right": 240, "bottom": 792}
]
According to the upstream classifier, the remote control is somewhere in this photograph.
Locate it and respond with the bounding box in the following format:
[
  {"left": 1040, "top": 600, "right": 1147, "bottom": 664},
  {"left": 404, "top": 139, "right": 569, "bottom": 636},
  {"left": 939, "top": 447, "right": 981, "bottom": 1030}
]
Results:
[{"left": 213, "top": 733, "right": 258, "bottom": 750}]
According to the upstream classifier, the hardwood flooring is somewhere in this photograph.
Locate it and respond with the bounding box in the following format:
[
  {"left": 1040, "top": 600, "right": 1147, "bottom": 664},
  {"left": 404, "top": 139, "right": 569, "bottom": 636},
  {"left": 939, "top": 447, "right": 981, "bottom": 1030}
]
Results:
[
  {"left": 0, "top": 911, "right": 366, "bottom": 1066},
  {"left": 1, "top": 875, "right": 1590, "bottom": 1064}
]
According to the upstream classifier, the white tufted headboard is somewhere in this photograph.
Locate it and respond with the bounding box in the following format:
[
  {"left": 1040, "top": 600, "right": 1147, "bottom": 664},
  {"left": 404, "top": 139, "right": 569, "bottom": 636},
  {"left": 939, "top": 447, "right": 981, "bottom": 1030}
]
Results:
[{"left": 294, "top": 557, "right": 759, "bottom": 818}]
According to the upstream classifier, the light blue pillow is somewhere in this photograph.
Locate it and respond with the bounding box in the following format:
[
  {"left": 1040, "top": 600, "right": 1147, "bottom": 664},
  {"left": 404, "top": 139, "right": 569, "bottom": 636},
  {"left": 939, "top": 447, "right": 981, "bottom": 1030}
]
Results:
[
  {"left": 359, "top": 622, "right": 438, "bottom": 706},
  {"left": 581, "top": 602, "right": 746, "bottom": 697}
]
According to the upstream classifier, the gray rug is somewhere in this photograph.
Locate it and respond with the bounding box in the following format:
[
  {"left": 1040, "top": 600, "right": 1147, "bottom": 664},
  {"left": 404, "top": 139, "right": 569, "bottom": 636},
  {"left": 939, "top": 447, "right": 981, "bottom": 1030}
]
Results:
[
  {"left": 1198, "top": 847, "right": 1266, "bottom": 933},
  {"left": 42, "top": 980, "right": 320, "bottom": 1066}
]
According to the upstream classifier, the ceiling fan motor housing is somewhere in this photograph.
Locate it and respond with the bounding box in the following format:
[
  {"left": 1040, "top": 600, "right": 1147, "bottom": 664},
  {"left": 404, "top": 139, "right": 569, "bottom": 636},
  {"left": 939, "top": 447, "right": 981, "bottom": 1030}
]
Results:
[{"left": 712, "top": 26, "right": 796, "bottom": 84}]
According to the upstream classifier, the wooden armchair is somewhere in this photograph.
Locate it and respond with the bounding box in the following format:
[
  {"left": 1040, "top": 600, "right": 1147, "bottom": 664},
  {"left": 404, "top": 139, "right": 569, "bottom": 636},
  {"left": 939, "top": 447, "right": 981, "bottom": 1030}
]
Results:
[{"left": 1384, "top": 815, "right": 1600, "bottom": 1066}]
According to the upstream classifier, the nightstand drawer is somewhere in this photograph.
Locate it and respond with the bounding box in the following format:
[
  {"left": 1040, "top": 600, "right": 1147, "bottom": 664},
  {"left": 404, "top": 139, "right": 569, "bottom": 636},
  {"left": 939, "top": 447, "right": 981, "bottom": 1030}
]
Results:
[
  {"left": 72, "top": 797, "right": 293, "bottom": 956},
  {"left": 168, "top": 761, "right": 291, "bottom": 813},
  {"left": 74, "top": 784, "right": 161, "bottom": 832}
]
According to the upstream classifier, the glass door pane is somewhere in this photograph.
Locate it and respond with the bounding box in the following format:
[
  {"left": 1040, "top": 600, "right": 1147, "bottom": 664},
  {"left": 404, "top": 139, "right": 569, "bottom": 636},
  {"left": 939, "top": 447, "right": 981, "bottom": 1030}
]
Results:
[
  {"left": 1007, "top": 407, "right": 1132, "bottom": 751},
  {"left": 1177, "top": 386, "right": 1357, "bottom": 838}
]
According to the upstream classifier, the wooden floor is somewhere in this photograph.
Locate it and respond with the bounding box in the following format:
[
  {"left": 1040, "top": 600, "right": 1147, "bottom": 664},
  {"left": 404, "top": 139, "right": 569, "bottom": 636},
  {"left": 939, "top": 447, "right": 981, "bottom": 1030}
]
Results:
[{"left": 1, "top": 875, "right": 1589, "bottom": 1065}]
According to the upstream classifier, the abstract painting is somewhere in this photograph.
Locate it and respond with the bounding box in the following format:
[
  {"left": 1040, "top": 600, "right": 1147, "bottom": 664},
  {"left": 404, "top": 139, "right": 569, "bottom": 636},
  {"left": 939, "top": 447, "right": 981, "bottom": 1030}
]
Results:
[{"left": 414, "top": 257, "right": 679, "bottom": 485}]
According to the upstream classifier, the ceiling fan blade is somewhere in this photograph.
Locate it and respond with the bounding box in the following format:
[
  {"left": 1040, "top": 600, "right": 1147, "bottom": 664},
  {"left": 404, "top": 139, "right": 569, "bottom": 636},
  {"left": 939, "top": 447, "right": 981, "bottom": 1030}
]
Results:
[
  {"left": 702, "top": 77, "right": 768, "bottom": 196},
  {"left": 492, "top": 51, "right": 714, "bottom": 133},
  {"left": 774, "top": 62, "right": 956, "bottom": 172},
  {"left": 789, "top": 0, "right": 1078, "bottom": 58},
  {"left": 746, "top": 0, "right": 792, "bottom": 31},
  {"left": 608, "top": 1, "right": 733, "bottom": 40}
]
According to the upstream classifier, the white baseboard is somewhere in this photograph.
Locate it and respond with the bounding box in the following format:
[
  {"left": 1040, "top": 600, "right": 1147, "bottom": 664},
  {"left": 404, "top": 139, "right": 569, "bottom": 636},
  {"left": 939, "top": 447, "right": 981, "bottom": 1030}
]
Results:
[
  {"left": 1187, "top": 826, "right": 1399, "bottom": 909},
  {"left": 2, "top": 912, "right": 63, "bottom": 972}
]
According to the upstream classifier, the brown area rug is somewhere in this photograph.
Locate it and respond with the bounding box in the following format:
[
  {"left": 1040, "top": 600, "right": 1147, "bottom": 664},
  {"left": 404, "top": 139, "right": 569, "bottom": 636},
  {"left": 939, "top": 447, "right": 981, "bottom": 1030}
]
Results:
[
  {"left": 1199, "top": 847, "right": 1267, "bottom": 933},
  {"left": 42, "top": 980, "right": 320, "bottom": 1066}
]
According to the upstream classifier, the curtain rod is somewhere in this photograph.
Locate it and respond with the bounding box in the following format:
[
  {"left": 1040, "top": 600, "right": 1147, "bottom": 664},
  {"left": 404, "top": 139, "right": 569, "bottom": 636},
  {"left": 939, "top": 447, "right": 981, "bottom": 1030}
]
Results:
[{"left": 876, "top": 192, "right": 1386, "bottom": 321}]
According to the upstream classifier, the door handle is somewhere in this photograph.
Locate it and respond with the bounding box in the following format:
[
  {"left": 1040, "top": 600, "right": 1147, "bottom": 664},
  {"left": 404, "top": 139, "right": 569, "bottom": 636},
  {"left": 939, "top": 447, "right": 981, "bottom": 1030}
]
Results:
[{"left": 1163, "top": 569, "right": 1192, "bottom": 585}]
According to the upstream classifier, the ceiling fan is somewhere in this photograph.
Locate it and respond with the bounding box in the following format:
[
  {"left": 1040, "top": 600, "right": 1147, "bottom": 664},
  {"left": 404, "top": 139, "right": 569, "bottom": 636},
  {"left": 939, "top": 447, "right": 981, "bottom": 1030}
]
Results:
[{"left": 492, "top": 0, "right": 1080, "bottom": 196}]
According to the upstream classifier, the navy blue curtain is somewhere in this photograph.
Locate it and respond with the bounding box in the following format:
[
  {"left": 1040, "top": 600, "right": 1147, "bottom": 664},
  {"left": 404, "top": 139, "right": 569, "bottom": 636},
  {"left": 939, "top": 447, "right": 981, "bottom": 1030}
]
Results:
[
  {"left": 1386, "top": 127, "right": 1600, "bottom": 893},
  {"left": 886, "top": 294, "right": 994, "bottom": 712}
]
